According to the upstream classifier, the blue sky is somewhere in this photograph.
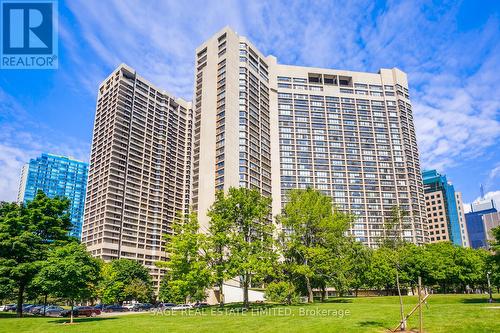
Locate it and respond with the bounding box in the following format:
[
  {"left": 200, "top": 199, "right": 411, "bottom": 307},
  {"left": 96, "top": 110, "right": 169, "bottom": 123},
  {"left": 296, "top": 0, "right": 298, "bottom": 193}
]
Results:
[{"left": 1, "top": 0, "right": 499, "bottom": 208}]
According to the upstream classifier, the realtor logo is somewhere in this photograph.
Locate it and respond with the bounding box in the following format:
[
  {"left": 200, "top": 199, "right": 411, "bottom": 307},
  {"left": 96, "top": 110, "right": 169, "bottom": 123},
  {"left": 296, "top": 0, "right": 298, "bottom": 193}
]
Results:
[{"left": 1, "top": 0, "right": 58, "bottom": 69}]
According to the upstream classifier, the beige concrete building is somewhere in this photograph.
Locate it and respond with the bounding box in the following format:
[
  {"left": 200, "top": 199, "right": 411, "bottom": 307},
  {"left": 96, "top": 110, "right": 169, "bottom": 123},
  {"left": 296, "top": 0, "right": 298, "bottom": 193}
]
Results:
[
  {"left": 193, "top": 27, "right": 427, "bottom": 245},
  {"left": 191, "top": 29, "right": 272, "bottom": 230},
  {"left": 425, "top": 191, "right": 450, "bottom": 242},
  {"left": 83, "top": 27, "right": 429, "bottom": 291},
  {"left": 81, "top": 64, "right": 192, "bottom": 290},
  {"left": 422, "top": 170, "right": 468, "bottom": 246},
  {"left": 455, "top": 192, "right": 470, "bottom": 247}
]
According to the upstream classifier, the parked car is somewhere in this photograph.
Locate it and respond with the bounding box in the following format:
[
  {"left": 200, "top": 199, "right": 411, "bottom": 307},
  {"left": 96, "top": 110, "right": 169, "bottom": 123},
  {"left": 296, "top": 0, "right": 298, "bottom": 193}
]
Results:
[
  {"left": 4, "top": 304, "right": 16, "bottom": 312},
  {"left": 22, "top": 304, "right": 41, "bottom": 313},
  {"left": 157, "top": 303, "right": 176, "bottom": 309},
  {"left": 29, "top": 305, "right": 45, "bottom": 314},
  {"left": 0, "top": 304, "right": 14, "bottom": 311},
  {"left": 61, "top": 306, "right": 101, "bottom": 317},
  {"left": 192, "top": 302, "right": 209, "bottom": 309},
  {"left": 44, "top": 306, "right": 65, "bottom": 317},
  {"left": 102, "top": 305, "right": 129, "bottom": 313},
  {"left": 31, "top": 305, "right": 64, "bottom": 316},
  {"left": 131, "top": 303, "right": 153, "bottom": 311},
  {"left": 123, "top": 303, "right": 135, "bottom": 310},
  {"left": 93, "top": 304, "right": 105, "bottom": 311},
  {"left": 171, "top": 304, "right": 193, "bottom": 311}
]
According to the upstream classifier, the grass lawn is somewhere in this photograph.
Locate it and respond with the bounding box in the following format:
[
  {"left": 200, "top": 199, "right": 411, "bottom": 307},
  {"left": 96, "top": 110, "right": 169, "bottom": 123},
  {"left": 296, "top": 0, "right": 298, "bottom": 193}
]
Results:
[{"left": 0, "top": 294, "right": 498, "bottom": 333}]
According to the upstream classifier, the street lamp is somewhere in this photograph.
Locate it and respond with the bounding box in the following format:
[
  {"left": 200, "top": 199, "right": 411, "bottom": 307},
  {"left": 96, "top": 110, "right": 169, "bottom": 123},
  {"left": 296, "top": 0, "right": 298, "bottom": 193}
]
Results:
[{"left": 487, "top": 271, "right": 493, "bottom": 304}]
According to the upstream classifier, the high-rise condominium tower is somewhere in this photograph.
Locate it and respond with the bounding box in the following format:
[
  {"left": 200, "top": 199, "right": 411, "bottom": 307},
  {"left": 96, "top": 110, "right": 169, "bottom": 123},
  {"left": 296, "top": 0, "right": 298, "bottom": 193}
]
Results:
[
  {"left": 83, "top": 28, "right": 428, "bottom": 285},
  {"left": 18, "top": 153, "right": 88, "bottom": 238},
  {"left": 191, "top": 30, "right": 272, "bottom": 230},
  {"left": 81, "top": 64, "right": 192, "bottom": 289},
  {"left": 193, "top": 27, "right": 427, "bottom": 245}
]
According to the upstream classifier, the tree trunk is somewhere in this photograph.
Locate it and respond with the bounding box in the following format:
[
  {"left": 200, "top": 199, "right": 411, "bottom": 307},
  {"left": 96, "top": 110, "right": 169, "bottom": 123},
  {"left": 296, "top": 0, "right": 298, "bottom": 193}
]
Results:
[
  {"left": 321, "top": 286, "right": 326, "bottom": 302},
  {"left": 243, "top": 274, "right": 249, "bottom": 309},
  {"left": 70, "top": 300, "right": 74, "bottom": 324},
  {"left": 305, "top": 276, "right": 313, "bottom": 303},
  {"left": 218, "top": 280, "right": 225, "bottom": 307},
  {"left": 16, "top": 282, "right": 25, "bottom": 318},
  {"left": 43, "top": 294, "right": 48, "bottom": 316},
  {"left": 396, "top": 270, "right": 406, "bottom": 331},
  {"left": 355, "top": 288, "right": 359, "bottom": 297}
]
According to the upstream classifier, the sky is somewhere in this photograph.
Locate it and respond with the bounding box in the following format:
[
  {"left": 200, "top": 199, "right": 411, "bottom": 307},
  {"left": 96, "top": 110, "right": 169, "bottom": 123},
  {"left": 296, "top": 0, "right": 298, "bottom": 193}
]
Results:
[{"left": 0, "top": 0, "right": 499, "bottom": 208}]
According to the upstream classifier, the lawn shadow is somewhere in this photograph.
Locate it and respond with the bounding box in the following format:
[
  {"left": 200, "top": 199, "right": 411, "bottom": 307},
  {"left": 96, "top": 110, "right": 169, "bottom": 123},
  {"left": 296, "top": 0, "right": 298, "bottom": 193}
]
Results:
[
  {"left": 48, "top": 317, "right": 118, "bottom": 324},
  {"left": 321, "top": 298, "right": 354, "bottom": 303},
  {"left": 460, "top": 297, "right": 499, "bottom": 304},
  {"left": 219, "top": 302, "right": 282, "bottom": 311},
  {"left": 357, "top": 320, "right": 385, "bottom": 328}
]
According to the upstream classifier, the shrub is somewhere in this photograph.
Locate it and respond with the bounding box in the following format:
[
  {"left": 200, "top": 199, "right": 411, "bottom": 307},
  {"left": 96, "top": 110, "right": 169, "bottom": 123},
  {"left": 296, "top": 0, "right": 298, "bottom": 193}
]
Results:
[{"left": 265, "top": 281, "right": 298, "bottom": 304}]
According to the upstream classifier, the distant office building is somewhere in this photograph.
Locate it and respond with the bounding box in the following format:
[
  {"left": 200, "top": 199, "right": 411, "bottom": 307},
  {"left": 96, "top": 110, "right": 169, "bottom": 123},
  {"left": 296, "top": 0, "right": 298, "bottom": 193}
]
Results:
[
  {"left": 81, "top": 65, "right": 192, "bottom": 291},
  {"left": 465, "top": 199, "right": 497, "bottom": 249},
  {"left": 482, "top": 211, "right": 500, "bottom": 246},
  {"left": 17, "top": 153, "right": 88, "bottom": 238},
  {"left": 483, "top": 212, "right": 500, "bottom": 247},
  {"left": 422, "top": 170, "right": 466, "bottom": 246}
]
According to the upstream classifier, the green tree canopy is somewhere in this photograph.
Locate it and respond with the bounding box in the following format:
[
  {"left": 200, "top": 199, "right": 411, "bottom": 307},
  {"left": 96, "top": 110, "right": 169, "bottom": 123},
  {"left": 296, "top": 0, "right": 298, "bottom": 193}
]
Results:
[
  {"left": 157, "top": 213, "right": 211, "bottom": 303},
  {"left": 0, "top": 191, "right": 73, "bottom": 317},
  {"left": 35, "top": 242, "right": 101, "bottom": 323},
  {"left": 278, "top": 188, "right": 353, "bottom": 302},
  {"left": 207, "top": 187, "right": 276, "bottom": 309},
  {"left": 99, "top": 258, "right": 153, "bottom": 304}
]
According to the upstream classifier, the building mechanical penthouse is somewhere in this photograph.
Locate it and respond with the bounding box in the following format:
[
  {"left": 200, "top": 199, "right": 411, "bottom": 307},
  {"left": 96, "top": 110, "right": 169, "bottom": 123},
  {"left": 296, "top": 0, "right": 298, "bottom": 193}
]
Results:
[{"left": 82, "top": 27, "right": 428, "bottom": 287}]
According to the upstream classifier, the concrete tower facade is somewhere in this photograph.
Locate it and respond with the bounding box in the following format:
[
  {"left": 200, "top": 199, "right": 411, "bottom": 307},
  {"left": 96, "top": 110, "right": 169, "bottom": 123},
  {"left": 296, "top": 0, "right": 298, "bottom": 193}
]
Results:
[{"left": 81, "top": 64, "right": 192, "bottom": 290}]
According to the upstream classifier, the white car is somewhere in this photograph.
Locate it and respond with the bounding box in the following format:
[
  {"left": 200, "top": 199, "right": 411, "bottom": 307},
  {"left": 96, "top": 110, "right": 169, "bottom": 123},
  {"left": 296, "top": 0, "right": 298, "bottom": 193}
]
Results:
[
  {"left": 171, "top": 304, "right": 193, "bottom": 311},
  {"left": 123, "top": 304, "right": 136, "bottom": 310}
]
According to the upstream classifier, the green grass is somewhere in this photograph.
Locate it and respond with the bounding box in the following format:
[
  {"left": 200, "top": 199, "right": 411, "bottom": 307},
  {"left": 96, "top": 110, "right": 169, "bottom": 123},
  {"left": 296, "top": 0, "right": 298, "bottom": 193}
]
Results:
[{"left": 0, "top": 294, "right": 499, "bottom": 333}]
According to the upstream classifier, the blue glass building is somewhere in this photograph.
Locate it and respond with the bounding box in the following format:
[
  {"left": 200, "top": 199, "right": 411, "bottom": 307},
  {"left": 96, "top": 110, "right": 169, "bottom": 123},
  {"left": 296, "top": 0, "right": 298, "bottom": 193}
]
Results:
[
  {"left": 465, "top": 200, "right": 497, "bottom": 249},
  {"left": 17, "top": 153, "right": 88, "bottom": 239},
  {"left": 422, "top": 170, "right": 462, "bottom": 246}
]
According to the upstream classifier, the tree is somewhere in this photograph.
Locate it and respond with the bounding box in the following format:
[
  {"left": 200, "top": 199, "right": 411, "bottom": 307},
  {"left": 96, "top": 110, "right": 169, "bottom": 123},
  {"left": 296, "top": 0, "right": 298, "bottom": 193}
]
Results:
[
  {"left": 123, "top": 279, "right": 154, "bottom": 303},
  {"left": 491, "top": 226, "right": 500, "bottom": 264},
  {"left": 278, "top": 188, "right": 352, "bottom": 303},
  {"left": 380, "top": 205, "right": 410, "bottom": 331},
  {"left": 157, "top": 213, "right": 211, "bottom": 303},
  {"left": 0, "top": 276, "right": 14, "bottom": 304},
  {"left": 207, "top": 192, "right": 235, "bottom": 306},
  {"left": 399, "top": 243, "right": 426, "bottom": 294},
  {"left": 99, "top": 259, "right": 153, "bottom": 304},
  {"left": 35, "top": 242, "right": 101, "bottom": 323},
  {"left": 345, "top": 240, "right": 372, "bottom": 297},
  {"left": 208, "top": 187, "right": 276, "bottom": 309},
  {"left": 422, "top": 242, "right": 457, "bottom": 293},
  {"left": 265, "top": 281, "right": 298, "bottom": 304},
  {"left": 0, "top": 192, "right": 73, "bottom": 317},
  {"left": 488, "top": 226, "right": 500, "bottom": 292},
  {"left": 366, "top": 247, "right": 397, "bottom": 295}
]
